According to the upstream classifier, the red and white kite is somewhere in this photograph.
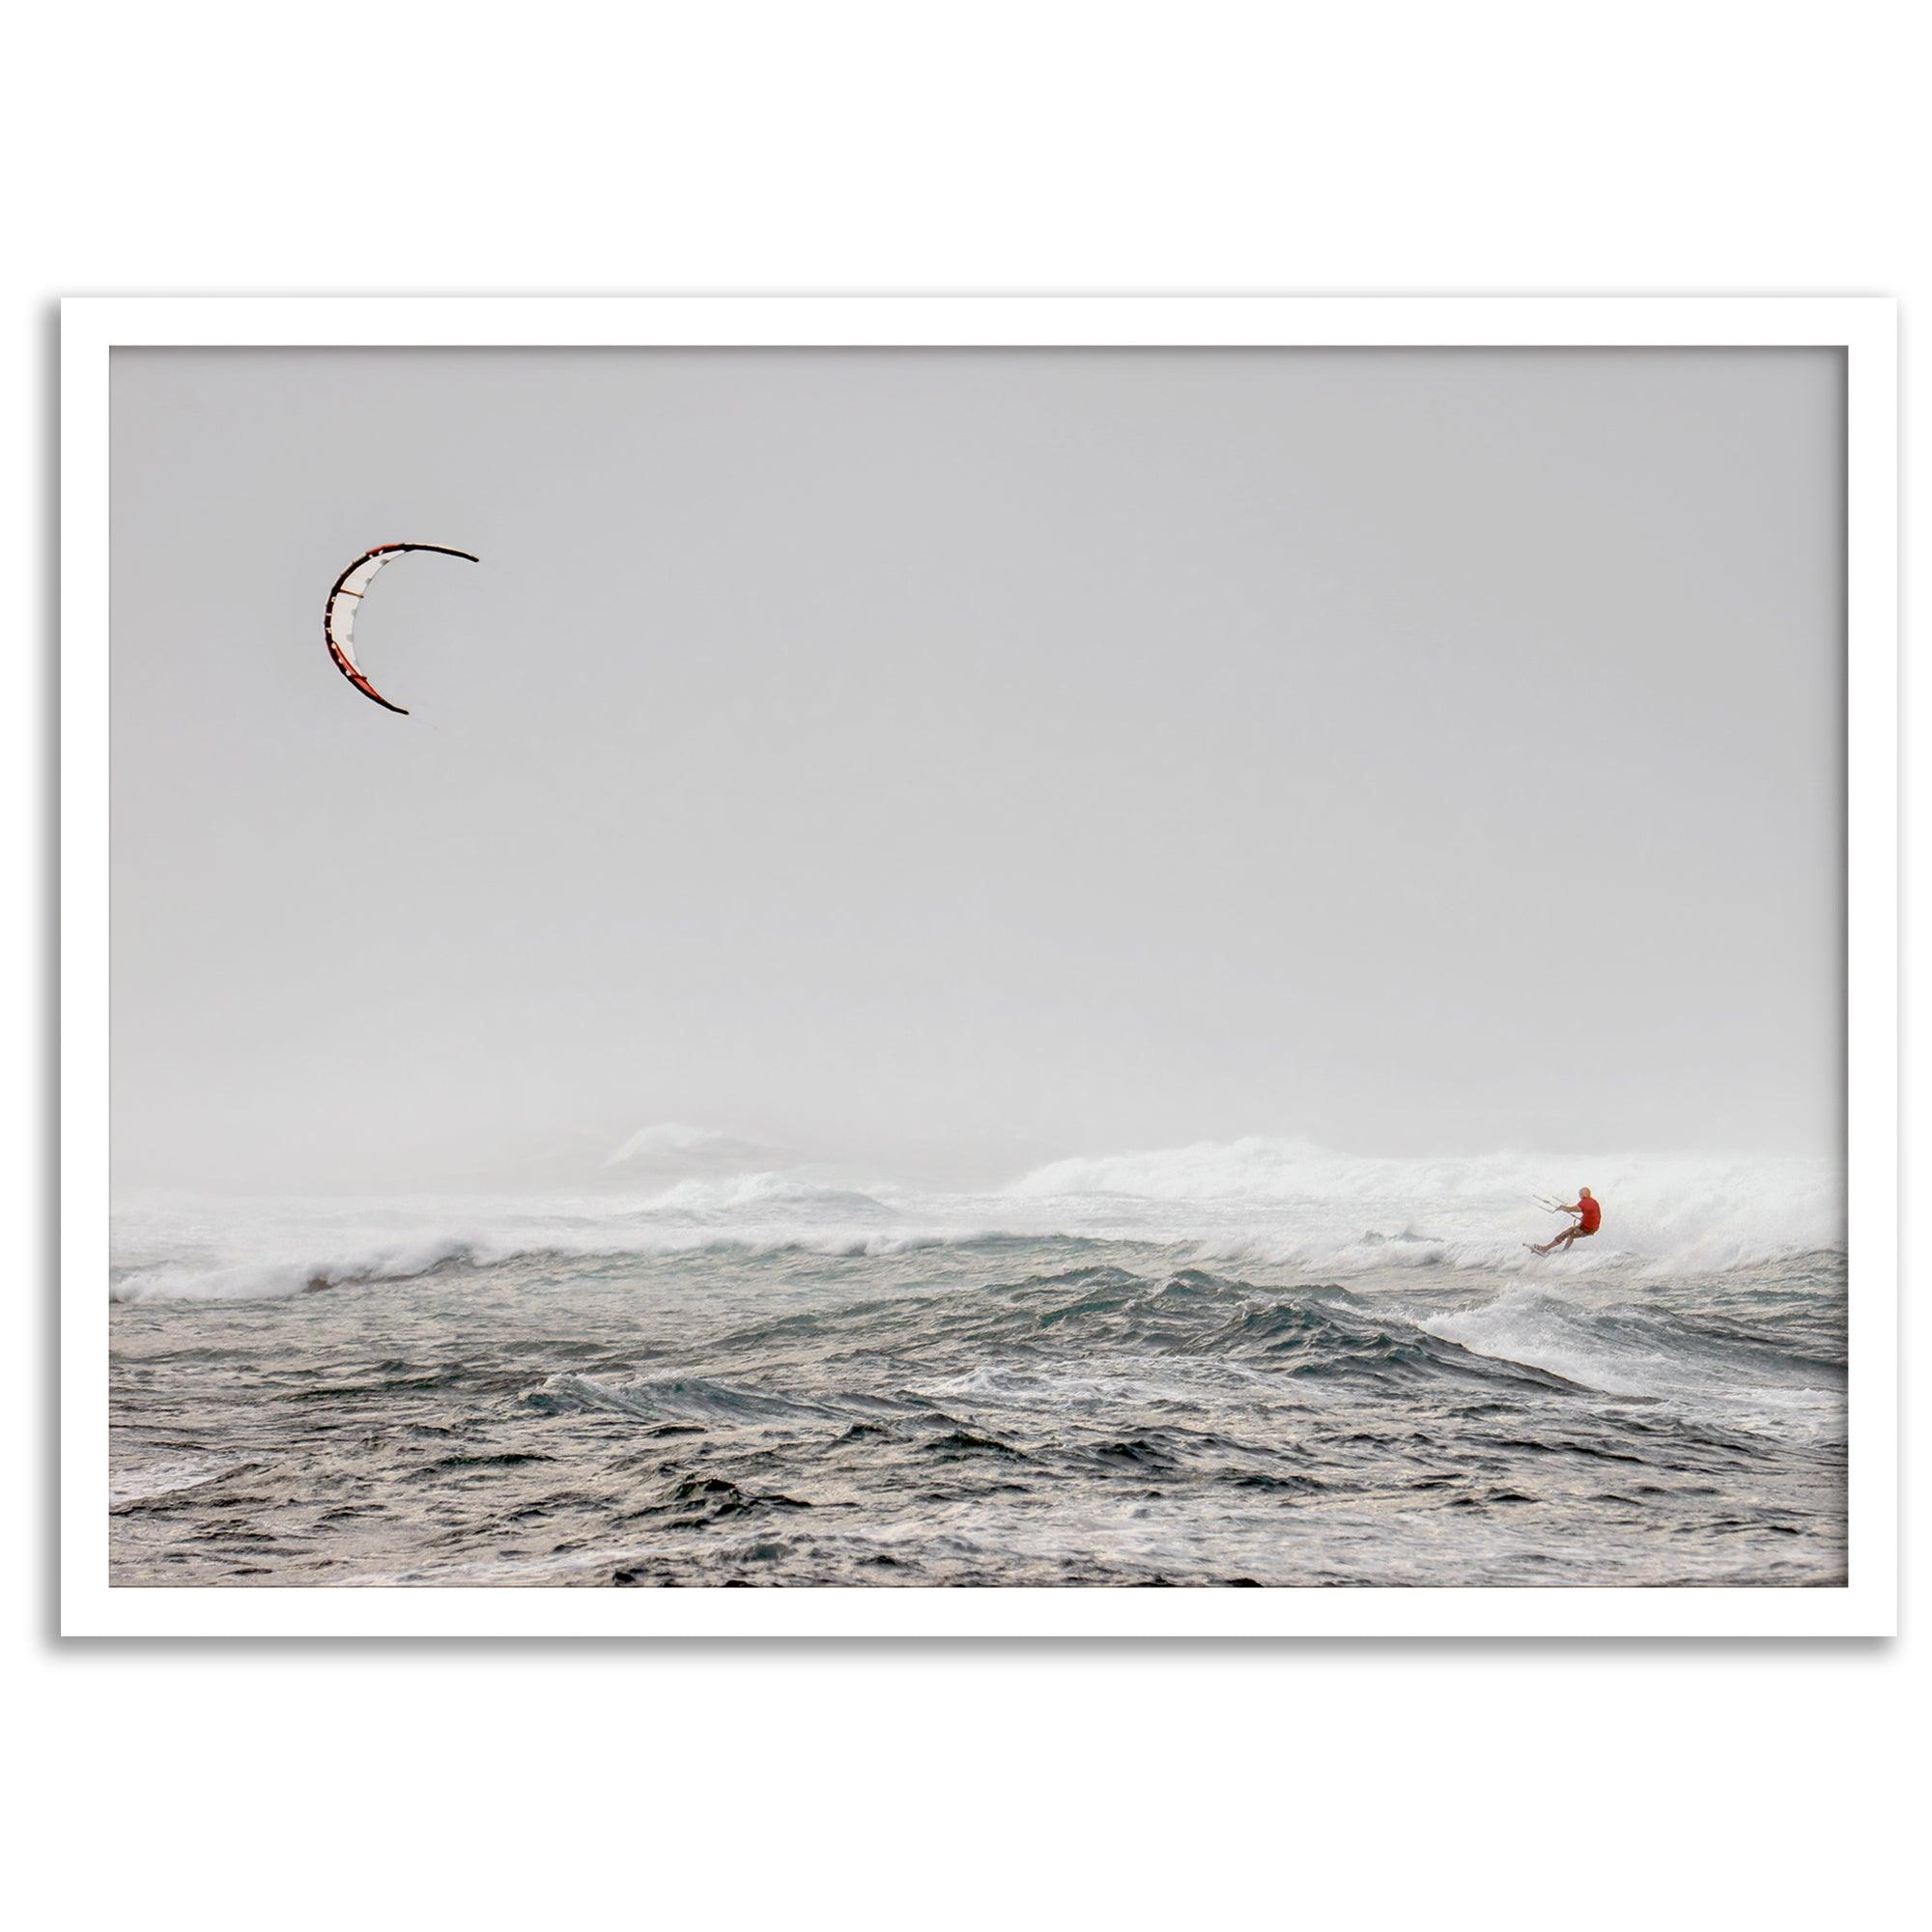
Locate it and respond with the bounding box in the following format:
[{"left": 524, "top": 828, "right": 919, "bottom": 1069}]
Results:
[{"left": 325, "top": 542, "right": 477, "bottom": 715}]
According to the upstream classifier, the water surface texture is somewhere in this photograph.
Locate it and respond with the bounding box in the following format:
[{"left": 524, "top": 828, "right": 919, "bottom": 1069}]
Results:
[{"left": 108, "top": 1143, "right": 1847, "bottom": 1587}]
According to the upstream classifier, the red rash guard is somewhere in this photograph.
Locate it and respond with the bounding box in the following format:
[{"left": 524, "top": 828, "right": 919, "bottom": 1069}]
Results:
[{"left": 1577, "top": 1196, "right": 1602, "bottom": 1234}]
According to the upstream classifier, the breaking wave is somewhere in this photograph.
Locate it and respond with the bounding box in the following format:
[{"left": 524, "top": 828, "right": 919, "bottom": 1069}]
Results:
[
  {"left": 1417, "top": 1282, "right": 1847, "bottom": 1411},
  {"left": 109, "top": 1138, "right": 1842, "bottom": 1305},
  {"left": 110, "top": 1235, "right": 493, "bottom": 1305},
  {"left": 1005, "top": 1138, "right": 1842, "bottom": 1275}
]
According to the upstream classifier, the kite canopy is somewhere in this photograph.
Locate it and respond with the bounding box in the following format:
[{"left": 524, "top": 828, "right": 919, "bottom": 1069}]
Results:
[{"left": 325, "top": 541, "right": 478, "bottom": 714}]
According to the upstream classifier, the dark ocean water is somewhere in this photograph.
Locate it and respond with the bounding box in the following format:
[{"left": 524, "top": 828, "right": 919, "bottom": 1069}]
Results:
[{"left": 109, "top": 1227, "right": 1847, "bottom": 1588}]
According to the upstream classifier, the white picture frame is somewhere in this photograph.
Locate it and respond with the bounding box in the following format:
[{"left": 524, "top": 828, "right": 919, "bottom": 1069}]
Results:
[{"left": 63, "top": 295, "right": 1898, "bottom": 1638}]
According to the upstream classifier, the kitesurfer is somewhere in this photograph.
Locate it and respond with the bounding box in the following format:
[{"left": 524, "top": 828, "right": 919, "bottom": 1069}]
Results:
[{"left": 1531, "top": 1187, "right": 1601, "bottom": 1256}]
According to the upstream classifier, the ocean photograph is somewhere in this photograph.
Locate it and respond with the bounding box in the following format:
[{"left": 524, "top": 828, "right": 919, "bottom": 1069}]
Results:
[{"left": 106, "top": 343, "right": 1847, "bottom": 1592}]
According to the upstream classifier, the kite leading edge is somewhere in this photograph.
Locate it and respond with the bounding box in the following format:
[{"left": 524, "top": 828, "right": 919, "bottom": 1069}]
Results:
[{"left": 324, "top": 541, "right": 478, "bottom": 715}]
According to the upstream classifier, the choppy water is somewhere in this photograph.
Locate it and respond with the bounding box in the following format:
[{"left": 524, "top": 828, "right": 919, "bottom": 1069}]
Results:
[{"left": 108, "top": 1142, "right": 1848, "bottom": 1587}]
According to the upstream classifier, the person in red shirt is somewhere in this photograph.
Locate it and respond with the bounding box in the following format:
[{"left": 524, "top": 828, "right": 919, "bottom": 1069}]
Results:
[{"left": 1531, "top": 1187, "right": 1601, "bottom": 1256}]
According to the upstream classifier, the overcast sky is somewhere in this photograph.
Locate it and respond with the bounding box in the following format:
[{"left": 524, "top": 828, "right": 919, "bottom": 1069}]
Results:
[{"left": 110, "top": 347, "right": 1843, "bottom": 1191}]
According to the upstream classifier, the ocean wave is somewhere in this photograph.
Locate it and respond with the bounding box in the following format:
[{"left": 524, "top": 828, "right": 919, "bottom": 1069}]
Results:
[
  {"left": 627, "top": 1171, "right": 896, "bottom": 1220},
  {"left": 109, "top": 1235, "right": 497, "bottom": 1304},
  {"left": 1007, "top": 1138, "right": 1844, "bottom": 1274},
  {"left": 1419, "top": 1284, "right": 1847, "bottom": 1404},
  {"left": 108, "top": 1455, "right": 254, "bottom": 1510},
  {"left": 108, "top": 1139, "right": 1844, "bottom": 1304},
  {"left": 104, "top": 1221, "right": 1033, "bottom": 1303},
  {"left": 603, "top": 1122, "right": 774, "bottom": 1168},
  {"left": 521, "top": 1371, "right": 844, "bottom": 1425}
]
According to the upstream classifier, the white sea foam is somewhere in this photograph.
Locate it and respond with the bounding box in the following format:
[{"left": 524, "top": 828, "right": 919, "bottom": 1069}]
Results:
[
  {"left": 1415, "top": 1283, "right": 1844, "bottom": 1430},
  {"left": 629, "top": 1171, "right": 896, "bottom": 1219},
  {"left": 109, "top": 1138, "right": 1842, "bottom": 1303},
  {"left": 1007, "top": 1138, "right": 1842, "bottom": 1276},
  {"left": 110, "top": 1234, "right": 497, "bottom": 1304},
  {"left": 108, "top": 1455, "right": 249, "bottom": 1508},
  {"left": 1420, "top": 1288, "right": 1667, "bottom": 1398}
]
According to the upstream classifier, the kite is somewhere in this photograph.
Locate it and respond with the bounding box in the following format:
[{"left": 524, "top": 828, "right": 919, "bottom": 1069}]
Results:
[{"left": 324, "top": 542, "right": 477, "bottom": 714}]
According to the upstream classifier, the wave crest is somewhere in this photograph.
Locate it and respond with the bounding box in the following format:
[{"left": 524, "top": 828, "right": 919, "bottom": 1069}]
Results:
[{"left": 110, "top": 1138, "right": 1843, "bottom": 1304}]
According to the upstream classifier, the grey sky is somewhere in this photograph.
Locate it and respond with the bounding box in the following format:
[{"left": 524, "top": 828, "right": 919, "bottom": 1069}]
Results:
[{"left": 110, "top": 347, "right": 1844, "bottom": 1191}]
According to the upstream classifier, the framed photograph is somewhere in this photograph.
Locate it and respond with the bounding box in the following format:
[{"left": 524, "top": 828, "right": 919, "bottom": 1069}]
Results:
[{"left": 62, "top": 297, "right": 1897, "bottom": 1636}]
